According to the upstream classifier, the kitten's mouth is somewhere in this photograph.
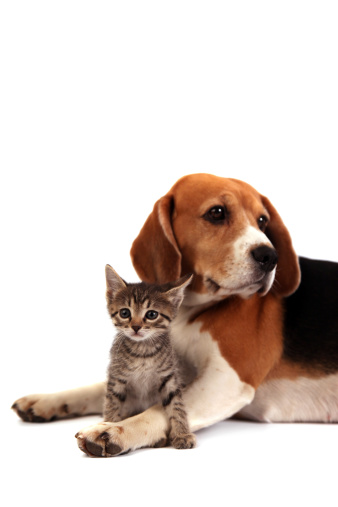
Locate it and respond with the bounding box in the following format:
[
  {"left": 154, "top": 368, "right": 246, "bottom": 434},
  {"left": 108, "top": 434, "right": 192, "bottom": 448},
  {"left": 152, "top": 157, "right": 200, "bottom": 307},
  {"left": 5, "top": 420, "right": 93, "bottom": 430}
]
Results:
[{"left": 130, "top": 330, "right": 146, "bottom": 339}]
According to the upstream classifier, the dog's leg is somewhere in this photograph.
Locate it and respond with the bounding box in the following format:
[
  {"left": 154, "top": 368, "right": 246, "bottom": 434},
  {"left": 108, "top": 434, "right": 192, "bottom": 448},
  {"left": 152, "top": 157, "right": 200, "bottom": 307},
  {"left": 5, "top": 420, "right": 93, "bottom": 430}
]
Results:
[
  {"left": 182, "top": 356, "right": 256, "bottom": 431},
  {"left": 75, "top": 357, "right": 255, "bottom": 456},
  {"left": 12, "top": 382, "right": 105, "bottom": 422},
  {"left": 75, "top": 405, "right": 169, "bottom": 457}
]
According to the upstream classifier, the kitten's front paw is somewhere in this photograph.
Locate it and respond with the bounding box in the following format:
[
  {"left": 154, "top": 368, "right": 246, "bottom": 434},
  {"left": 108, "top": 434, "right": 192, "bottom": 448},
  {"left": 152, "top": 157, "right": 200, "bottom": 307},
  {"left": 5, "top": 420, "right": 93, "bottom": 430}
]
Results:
[
  {"left": 171, "top": 433, "right": 197, "bottom": 450},
  {"left": 75, "top": 422, "right": 126, "bottom": 457}
]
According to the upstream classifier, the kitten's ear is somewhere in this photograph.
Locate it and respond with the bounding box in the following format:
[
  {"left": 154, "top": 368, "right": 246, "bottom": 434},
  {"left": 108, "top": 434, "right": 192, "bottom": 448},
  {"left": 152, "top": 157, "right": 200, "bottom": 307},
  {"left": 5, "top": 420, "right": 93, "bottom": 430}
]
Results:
[
  {"left": 165, "top": 274, "right": 193, "bottom": 308},
  {"left": 105, "top": 265, "right": 127, "bottom": 299}
]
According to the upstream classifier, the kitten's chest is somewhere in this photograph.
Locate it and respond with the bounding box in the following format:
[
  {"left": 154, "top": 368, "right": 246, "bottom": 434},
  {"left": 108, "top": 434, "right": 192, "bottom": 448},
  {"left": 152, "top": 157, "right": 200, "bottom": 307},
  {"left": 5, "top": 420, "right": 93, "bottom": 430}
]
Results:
[
  {"left": 128, "top": 355, "right": 160, "bottom": 378},
  {"left": 126, "top": 358, "right": 161, "bottom": 408},
  {"left": 119, "top": 340, "right": 165, "bottom": 393}
]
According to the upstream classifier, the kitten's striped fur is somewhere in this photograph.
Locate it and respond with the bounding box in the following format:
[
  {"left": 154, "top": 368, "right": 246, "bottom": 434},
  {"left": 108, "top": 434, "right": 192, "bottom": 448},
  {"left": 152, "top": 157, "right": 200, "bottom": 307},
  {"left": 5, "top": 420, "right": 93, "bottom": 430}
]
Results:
[{"left": 104, "top": 265, "right": 196, "bottom": 450}]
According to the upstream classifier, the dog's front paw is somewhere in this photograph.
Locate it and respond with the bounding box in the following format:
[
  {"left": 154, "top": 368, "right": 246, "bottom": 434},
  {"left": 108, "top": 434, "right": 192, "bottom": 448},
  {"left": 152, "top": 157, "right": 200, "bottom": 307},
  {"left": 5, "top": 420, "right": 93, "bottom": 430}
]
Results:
[
  {"left": 171, "top": 433, "right": 196, "bottom": 449},
  {"left": 75, "top": 422, "right": 127, "bottom": 457},
  {"left": 12, "top": 394, "right": 70, "bottom": 422},
  {"left": 75, "top": 406, "right": 170, "bottom": 457}
]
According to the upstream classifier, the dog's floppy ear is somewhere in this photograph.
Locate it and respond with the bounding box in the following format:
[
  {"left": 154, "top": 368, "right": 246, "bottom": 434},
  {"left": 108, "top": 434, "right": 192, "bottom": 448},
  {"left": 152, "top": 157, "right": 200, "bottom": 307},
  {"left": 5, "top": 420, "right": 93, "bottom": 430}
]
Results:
[
  {"left": 261, "top": 195, "right": 301, "bottom": 297},
  {"left": 130, "top": 194, "right": 182, "bottom": 283}
]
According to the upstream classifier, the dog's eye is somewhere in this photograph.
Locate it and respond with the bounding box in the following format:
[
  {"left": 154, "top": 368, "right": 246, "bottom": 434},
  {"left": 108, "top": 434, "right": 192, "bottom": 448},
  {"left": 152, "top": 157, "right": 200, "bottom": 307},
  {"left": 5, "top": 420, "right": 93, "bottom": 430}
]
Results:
[
  {"left": 119, "top": 308, "right": 131, "bottom": 319},
  {"left": 145, "top": 310, "right": 158, "bottom": 320},
  {"left": 204, "top": 206, "right": 227, "bottom": 223},
  {"left": 258, "top": 215, "right": 268, "bottom": 231}
]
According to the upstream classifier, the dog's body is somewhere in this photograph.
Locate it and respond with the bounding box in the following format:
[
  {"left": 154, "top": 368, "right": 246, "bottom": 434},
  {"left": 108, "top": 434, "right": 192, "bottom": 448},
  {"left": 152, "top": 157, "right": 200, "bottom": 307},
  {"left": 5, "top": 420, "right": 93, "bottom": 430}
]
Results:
[{"left": 12, "top": 174, "right": 338, "bottom": 456}]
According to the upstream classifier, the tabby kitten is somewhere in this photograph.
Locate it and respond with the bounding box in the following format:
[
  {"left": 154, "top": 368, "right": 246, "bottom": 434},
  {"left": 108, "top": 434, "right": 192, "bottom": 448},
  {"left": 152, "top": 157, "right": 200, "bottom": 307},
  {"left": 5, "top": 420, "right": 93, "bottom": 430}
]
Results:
[{"left": 104, "top": 265, "right": 196, "bottom": 450}]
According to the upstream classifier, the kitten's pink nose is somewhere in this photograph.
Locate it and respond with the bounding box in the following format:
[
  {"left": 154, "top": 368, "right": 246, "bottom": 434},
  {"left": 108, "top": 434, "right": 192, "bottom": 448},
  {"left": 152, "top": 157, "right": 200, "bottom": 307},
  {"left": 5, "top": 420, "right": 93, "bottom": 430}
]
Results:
[{"left": 132, "top": 326, "right": 141, "bottom": 334}]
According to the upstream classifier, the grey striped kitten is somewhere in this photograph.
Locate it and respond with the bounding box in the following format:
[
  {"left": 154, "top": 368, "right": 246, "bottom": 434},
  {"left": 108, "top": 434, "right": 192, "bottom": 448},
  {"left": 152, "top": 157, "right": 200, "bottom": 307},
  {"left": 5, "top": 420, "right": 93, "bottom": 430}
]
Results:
[{"left": 104, "top": 265, "right": 196, "bottom": 450}]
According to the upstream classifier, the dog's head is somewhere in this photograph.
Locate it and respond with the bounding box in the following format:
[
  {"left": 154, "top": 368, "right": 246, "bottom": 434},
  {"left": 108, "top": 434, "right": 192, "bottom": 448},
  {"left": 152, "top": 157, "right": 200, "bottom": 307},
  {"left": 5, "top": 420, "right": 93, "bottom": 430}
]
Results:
[{"left": 131, "top": 174, "right": 300, "bottom": 303}]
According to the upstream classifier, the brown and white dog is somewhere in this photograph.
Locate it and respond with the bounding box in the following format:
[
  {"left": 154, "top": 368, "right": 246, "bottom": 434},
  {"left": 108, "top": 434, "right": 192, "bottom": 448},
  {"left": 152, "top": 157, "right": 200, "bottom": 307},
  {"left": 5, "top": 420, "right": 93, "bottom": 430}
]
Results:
[{"left": 12, "top": 173, "right": 338, "bottom": 457}]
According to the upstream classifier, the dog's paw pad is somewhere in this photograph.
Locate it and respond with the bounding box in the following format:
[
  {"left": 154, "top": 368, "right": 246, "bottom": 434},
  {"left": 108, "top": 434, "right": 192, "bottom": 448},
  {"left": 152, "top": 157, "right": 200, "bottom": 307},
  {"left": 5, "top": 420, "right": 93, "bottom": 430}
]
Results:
[
  {"left": 12, "top": 398, "right": 49, "bottom": 422},
  {"left": 75, "top": 424, "right": 126, "bottom": 457}
]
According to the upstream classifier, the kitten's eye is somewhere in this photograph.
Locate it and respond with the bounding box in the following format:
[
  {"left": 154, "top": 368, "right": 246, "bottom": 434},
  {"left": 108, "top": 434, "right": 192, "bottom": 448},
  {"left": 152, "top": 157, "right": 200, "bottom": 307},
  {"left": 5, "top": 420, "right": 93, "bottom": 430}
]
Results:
[
  {"left": 145, "top": 310, "right": 158, "bottom": 320},
  {"left": 258, "top": 215, "right": 268, "bottom": 232},
  {"left": 119, "top": 308, "right": 131, "bottom": 319},
  {"left": 203, "top": 205, "right": 227, "bottom": 224}
]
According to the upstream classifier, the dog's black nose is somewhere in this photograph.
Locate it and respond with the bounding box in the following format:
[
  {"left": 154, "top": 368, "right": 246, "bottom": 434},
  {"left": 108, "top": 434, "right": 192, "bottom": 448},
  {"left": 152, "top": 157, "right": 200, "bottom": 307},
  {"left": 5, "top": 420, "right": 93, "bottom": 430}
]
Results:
[{"left": 251, "top": 246, "right": 278, "bottom": 273}]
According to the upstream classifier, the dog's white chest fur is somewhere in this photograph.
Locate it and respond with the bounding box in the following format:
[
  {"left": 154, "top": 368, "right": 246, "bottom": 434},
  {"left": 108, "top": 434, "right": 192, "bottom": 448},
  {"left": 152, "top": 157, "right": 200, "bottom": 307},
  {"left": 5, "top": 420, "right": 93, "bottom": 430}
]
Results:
[
  {"left": 170, "top": 306, "right": 212, "bottom": 370},
  {"left": 170, "top": 305, "right": 255, "bottom": 430}
]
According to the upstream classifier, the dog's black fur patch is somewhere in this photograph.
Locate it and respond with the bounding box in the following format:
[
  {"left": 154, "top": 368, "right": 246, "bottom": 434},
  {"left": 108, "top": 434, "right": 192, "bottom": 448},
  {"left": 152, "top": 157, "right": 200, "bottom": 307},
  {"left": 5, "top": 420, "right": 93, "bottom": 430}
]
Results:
[{"left": 283, "top": 257, "right": 338, "bottom": 374}]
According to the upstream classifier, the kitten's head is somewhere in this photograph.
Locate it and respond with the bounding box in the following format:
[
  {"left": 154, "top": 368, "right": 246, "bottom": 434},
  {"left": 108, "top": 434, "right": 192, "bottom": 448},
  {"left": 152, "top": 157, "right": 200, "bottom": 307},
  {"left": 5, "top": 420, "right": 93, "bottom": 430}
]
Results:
[{"left": 105, "top": 265, "right": 192, "bottom": 341}]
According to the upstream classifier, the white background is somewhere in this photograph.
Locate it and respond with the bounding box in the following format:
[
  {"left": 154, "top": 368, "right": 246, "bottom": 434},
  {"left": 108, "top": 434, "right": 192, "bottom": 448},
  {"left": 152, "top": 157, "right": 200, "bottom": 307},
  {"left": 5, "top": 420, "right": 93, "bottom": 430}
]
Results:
[{"left": 1, "top": 1, "right": 337, "bottom": 506}]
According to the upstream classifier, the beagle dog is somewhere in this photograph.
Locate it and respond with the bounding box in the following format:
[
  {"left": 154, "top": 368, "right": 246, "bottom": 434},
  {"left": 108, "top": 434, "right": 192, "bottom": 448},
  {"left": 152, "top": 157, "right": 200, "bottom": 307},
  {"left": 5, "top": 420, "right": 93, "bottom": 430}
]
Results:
[{"left": 12, "top": 173, "right": 338, "bottom": 456}]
